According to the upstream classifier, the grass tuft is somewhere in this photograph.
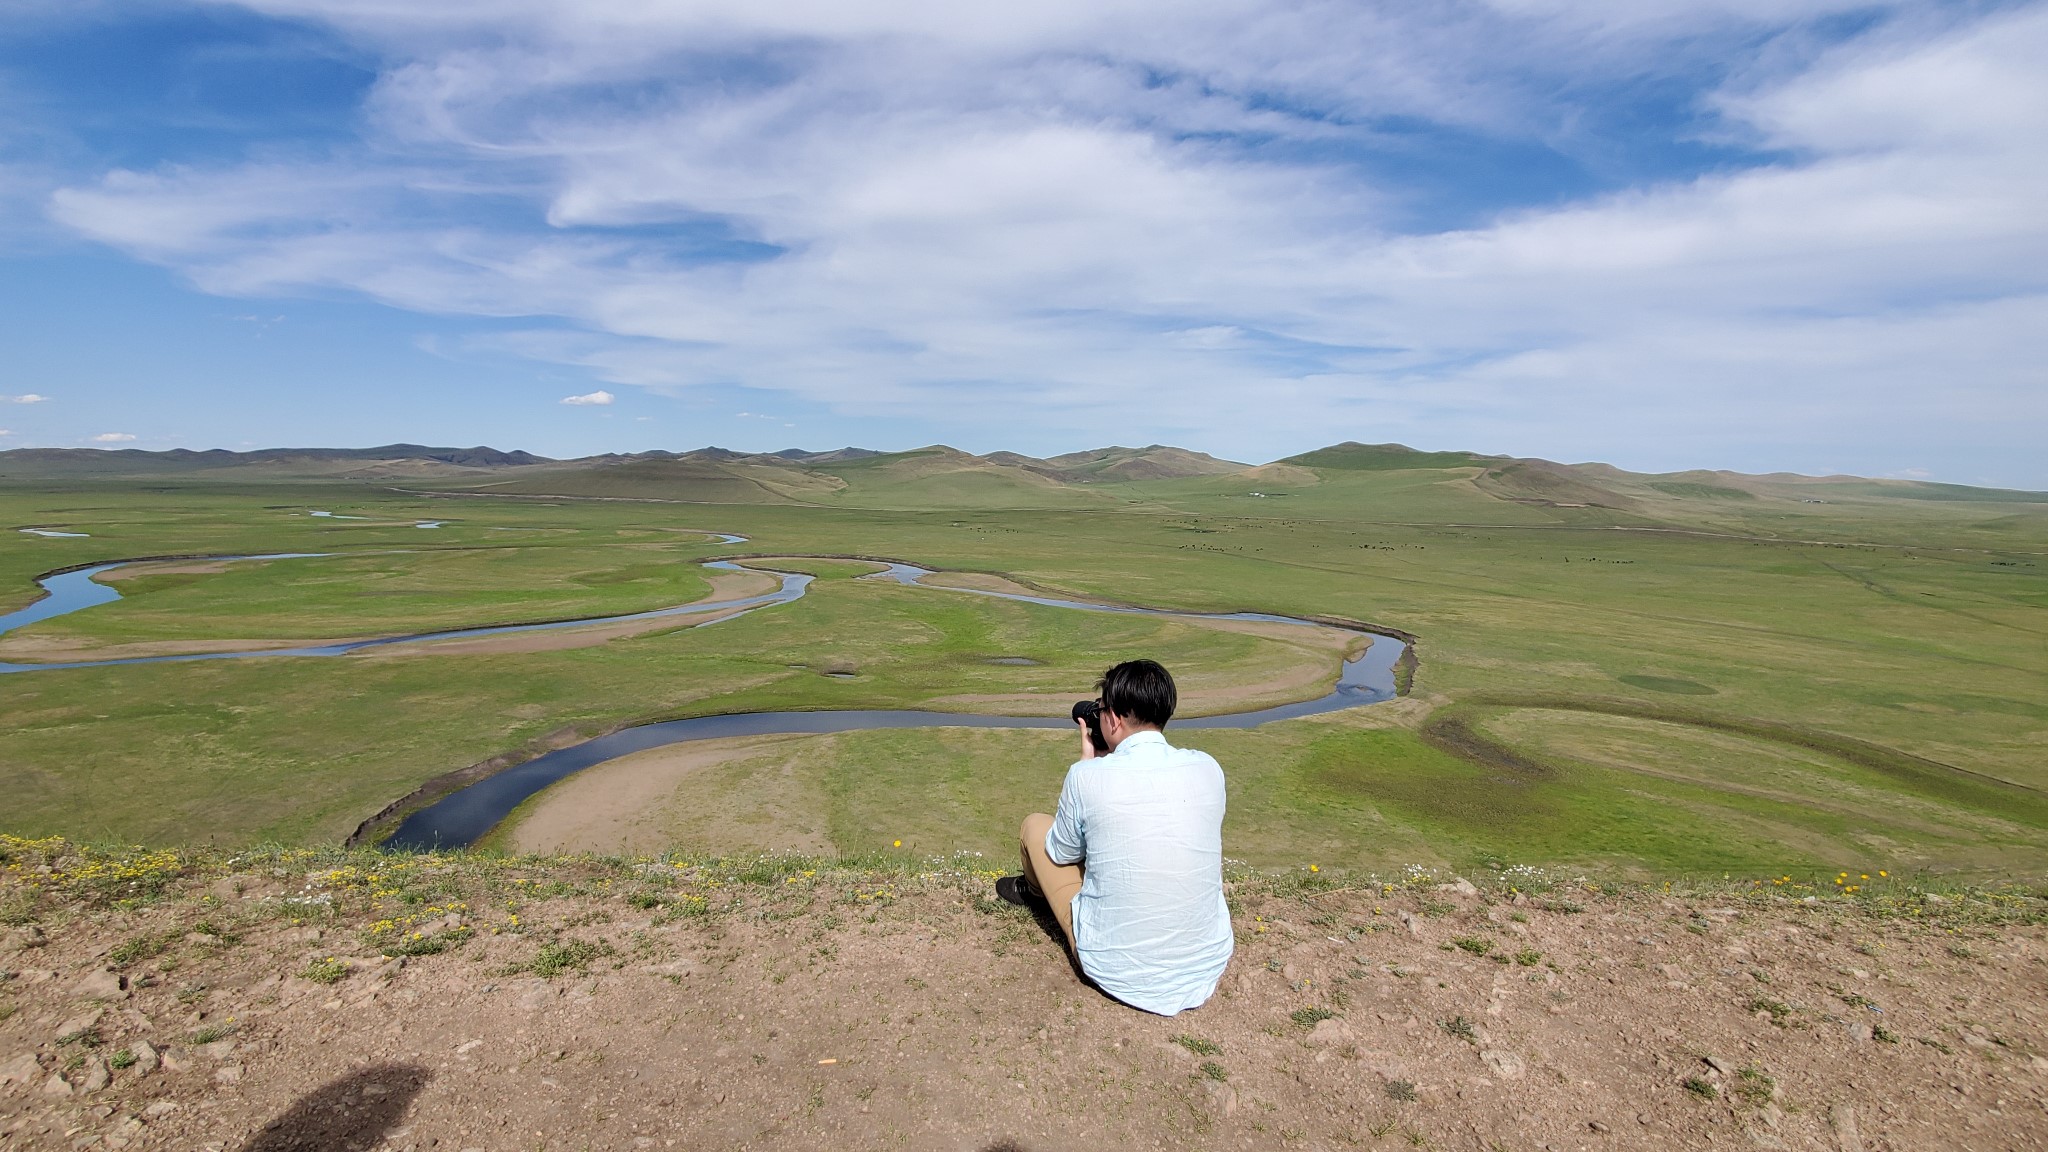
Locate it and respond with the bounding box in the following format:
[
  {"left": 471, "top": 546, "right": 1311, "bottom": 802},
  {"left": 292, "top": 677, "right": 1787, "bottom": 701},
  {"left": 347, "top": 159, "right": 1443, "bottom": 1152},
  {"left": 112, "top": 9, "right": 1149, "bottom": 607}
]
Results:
[
  {"left": 1290, "top": 1006, "right": 1338, "bottom": 1028},
  {"left": 526, "top": 938, "right": 607, "bottom": 978},
  {"left": 300, "top": 957, "right": 349, "bottom": 985},
  {"left": 1171, "top": 1034, "right": 1221, "bottom": 1057}
]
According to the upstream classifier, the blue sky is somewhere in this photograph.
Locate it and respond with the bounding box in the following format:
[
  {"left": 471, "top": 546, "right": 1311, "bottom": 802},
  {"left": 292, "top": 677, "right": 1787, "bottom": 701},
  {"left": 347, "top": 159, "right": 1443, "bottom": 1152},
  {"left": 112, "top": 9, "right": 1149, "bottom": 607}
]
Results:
[{"left": 1, "top": 1, "right": 2043, "bottom": 485}]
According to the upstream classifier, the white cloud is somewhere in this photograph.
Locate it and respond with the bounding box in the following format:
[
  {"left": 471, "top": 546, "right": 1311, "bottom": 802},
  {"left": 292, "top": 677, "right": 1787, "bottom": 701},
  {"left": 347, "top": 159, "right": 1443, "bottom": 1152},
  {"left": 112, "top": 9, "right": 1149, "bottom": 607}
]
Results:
[
  {"left": 37, "top": 1, "right": 2048, "bottom": 475},
  {"left": 559, "top": 390, "right": 614, "bottom": 406},
  {"left": 0, "top": 429, "right": 13, "bottom": 437},
  {"left": 4, "top": 394, "right": 49, "bottom": 404},
  {"left": 90, "top": 432, "right": 137, "bottom": 443}
]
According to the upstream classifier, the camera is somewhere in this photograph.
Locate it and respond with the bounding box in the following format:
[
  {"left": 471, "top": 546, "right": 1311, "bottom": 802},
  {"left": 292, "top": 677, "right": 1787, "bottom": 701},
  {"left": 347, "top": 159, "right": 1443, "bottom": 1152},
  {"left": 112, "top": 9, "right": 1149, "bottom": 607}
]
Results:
[{"left": 1072, "top": 699, "right": 1110, "bottom": 754}]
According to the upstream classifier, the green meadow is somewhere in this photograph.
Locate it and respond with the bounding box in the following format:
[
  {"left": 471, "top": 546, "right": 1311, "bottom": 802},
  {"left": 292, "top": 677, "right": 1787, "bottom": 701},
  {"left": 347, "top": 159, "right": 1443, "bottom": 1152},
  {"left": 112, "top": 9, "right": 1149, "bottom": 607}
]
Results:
[{"left": 2, "top": 446, "right": 2044, "bottom": 881}]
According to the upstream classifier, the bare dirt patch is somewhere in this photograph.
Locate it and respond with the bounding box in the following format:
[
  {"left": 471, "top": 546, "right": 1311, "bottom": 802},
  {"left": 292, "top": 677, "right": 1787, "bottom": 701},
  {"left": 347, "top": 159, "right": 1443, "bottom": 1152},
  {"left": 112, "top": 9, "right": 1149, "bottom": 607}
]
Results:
[
  {"left": 1, "top": 570, "right": 782, "bottom": 663},
  {"left": 917, "top": 572, "right": 1048, "bottom": 597},
  {"left": 93, "top": 562, "right": 234, "bottom": 583},
  {"left": 3, "top": 855, "right": 2042, "bottom": 1151},
  {"left": 363, "top": 608, "right": 748, "bottom": 658},
  {"left": 370, "top": 569, "right": 777, "bottom": 657},
  {"left": 0, "top": 636, "right": 350, "bottom": 662},
  {"left": 504, "top": 735, "right": 832, "bottom": 856}
]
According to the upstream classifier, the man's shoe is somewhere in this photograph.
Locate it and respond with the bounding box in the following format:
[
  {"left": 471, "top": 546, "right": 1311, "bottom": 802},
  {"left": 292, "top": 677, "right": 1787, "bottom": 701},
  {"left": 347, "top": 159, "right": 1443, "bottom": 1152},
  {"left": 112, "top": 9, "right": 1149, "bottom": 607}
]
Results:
[{"left": 994, "top": 875, "right": 1034, "bottom": 906}]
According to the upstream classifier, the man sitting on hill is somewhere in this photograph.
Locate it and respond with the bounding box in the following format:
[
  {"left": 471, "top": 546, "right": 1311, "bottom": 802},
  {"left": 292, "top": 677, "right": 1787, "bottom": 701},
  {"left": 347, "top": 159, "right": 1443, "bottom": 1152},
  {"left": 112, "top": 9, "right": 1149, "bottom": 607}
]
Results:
[{"left": 997, "top": 659, "right": 1234, "bottom": 1016}]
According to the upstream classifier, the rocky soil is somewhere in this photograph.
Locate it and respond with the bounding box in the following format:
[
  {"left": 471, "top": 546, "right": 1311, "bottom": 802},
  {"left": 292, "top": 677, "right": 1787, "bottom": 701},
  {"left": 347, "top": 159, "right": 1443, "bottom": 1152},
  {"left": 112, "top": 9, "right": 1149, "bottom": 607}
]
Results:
[{"left": 1, "top": 845, "right": 2044, "bottom": 1151}]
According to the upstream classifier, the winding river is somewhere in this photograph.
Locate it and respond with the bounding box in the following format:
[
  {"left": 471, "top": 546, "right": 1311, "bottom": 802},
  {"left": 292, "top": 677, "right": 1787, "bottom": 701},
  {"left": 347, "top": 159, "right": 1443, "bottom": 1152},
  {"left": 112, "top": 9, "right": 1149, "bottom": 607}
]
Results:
[
  {"left": 1, "top": 537, "right": 1410, "bottom": 849},
  {"left": 0, "top": 556, "right": 806, "bottom": 676}
]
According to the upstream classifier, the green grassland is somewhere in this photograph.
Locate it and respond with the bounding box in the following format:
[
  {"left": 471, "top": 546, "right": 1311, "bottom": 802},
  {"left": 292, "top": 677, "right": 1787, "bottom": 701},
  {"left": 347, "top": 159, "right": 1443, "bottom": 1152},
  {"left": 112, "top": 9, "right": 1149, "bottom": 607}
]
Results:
[
  {"left": 486, "top": 714, "right": 2048, "bottom": 879},
  {"left": 2, "top": 449, "right": 2044, "bottom": 881}
]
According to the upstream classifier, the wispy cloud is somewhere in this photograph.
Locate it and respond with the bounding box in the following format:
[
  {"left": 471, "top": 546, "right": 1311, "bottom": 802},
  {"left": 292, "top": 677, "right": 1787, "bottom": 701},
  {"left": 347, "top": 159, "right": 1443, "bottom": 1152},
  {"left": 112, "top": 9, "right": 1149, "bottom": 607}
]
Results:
[
  {"left": 31, "top": 0, "right": 2048, "bottom": 474},
  {"left": 90, "top": 432, "right": 137, "bottom": 442},
  {"left": 559, "top": 390, "right": 614, "bottom": 406},
  {"left": 3, "top": 394, "right": 49, "bottom": 404}
]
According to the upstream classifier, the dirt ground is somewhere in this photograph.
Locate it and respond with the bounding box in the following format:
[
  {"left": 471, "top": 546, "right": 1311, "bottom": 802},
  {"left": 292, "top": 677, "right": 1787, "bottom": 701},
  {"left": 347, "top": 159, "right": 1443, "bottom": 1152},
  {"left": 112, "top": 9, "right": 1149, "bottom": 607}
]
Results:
[
  {"left": 504, "top": 736, "right": 829, "bottom": 857},
  {"left": 3, "top": 854, "right": 2044, "bottom": 1152},
  {"left": 0, "top": 636, "right": 336, "bottom": 662}
]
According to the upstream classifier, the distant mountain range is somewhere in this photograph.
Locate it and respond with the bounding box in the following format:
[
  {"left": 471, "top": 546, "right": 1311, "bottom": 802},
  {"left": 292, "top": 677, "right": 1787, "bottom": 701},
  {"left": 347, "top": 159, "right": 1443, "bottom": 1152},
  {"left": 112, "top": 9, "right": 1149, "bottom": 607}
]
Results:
[
  {"left": 2, "top": 440, "right": 2041, "bottom": 505},
  {"left": 0, "top": 443, "right": 548, "bottom": 476}
]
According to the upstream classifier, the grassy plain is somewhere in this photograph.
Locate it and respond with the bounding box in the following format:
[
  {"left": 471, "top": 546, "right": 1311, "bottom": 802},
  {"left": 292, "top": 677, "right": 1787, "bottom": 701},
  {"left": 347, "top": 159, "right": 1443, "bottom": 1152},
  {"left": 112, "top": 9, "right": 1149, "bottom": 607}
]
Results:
[{"left": 2, "top": 453, "right": 2044, "bottom": 881}]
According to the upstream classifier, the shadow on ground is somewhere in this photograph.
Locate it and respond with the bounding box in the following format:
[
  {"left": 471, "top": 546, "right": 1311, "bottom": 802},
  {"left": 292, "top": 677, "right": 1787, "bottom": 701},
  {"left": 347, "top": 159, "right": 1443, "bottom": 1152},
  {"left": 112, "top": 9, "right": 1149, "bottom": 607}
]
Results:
[{"left": 233, "top": 1062, "right": 430, "bottom": 1152}]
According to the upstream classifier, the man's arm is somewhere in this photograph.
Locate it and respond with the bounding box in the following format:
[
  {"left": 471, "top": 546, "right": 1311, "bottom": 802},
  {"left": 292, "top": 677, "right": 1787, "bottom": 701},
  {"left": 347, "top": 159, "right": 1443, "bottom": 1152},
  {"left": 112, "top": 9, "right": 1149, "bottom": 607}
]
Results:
[{"left": 1046, "top": 764, "right": 1087, "bottom": 866}]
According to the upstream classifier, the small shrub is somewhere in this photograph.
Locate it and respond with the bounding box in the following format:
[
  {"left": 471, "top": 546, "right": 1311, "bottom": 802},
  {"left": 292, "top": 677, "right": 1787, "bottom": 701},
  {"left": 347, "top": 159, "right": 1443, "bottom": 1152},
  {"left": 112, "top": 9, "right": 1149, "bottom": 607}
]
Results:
[
  {"left": 1735, "top": 1065, "right": 1775, "bottom": 1105},
  {"left": 1873, "top": 1025, "right": 1898, "bottom": 1044},
  {"left": 1682, "top": 1076, "right": 1718, "bottom": 1100},
  {"left": 653, "top": 895, "right": 711, "bottom": 923},
  {"left": 57, "top": 1027, "right": 103, "bottom": 1049},
  {"left": 189, "top": 921, "right": 236, "bottom": 945},
  {"left": 1290, "top": 1006, "right": 1338, "bottom": 1028},
  {"left": 108, "top": 933, "right": 171, "bottom": 969},
  {"left": 1199, "top": 1061, "right": 1228, "bottom": 1082},
  {"left": 528, "top": 938, "right": 606, "bottom": 978},
  {"left": 387, "top": 927, "right": 473, "bottom": 957},
  {"left": 300, "top": 957, "right": 349, "bottom": 985},
  {"left": 0, "top": 891, "right": 39, "bottom": 926},
  {"left": 1384, "top": 1079, "right": 1418, "bottom": 1102},
  {"left": 190, "top": 1023, "right": 237, "bottom": 1045},
  {"left": 1440, "top": 1016, "right": 1476, "bottom": 1043},
  {"left": 108, "top": 1049, "right": 138, "bottom": 1070},
  {"left": 1513, "top": 948, "right": 1542, "bottom": 966},
  {"left": 1172, "top": 1034, "right": 1221, "bottom": 1057},
  {"left": 1748, "top": 997, "right": 1792, "bottom": 1024},
  {"left": 1452, "top": 936, "right": 1494, "bottom": 956}
]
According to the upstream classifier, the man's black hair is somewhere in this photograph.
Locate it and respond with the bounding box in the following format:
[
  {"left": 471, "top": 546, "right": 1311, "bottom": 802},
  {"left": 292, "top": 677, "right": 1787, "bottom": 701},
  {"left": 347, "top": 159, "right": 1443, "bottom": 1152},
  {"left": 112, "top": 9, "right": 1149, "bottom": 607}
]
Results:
[{"left": 1098, "top": 659, "right": 1177, "bottom": 728}]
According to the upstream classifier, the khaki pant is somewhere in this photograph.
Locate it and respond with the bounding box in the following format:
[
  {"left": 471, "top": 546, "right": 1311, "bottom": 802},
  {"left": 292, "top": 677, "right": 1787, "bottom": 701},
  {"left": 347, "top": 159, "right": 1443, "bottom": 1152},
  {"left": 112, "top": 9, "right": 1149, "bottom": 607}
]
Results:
[{"left": 1019, "top": 813, "right": 1084, "bottom": 954}]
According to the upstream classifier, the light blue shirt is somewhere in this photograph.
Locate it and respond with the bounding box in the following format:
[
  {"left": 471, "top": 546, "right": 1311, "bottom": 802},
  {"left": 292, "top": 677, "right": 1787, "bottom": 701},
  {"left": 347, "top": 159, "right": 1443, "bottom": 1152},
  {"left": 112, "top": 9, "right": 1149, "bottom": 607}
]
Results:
[{"left": 1046, "top": 729, "right": 1234, "bottom": 1015}]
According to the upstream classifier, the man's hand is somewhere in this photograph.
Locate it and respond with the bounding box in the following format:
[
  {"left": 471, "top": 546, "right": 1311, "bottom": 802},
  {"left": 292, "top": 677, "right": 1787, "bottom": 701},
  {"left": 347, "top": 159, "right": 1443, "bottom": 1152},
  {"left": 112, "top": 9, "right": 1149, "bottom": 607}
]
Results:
[{"left": 1077, "top": 718, "right": 1099, "bottom": 760}]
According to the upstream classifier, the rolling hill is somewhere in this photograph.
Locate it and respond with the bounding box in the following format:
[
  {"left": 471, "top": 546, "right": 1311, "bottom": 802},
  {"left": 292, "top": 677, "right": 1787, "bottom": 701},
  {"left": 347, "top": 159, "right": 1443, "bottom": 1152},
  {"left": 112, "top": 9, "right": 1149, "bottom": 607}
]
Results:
[{"left": 4, "top": 440, "right": 2043, "bottom": 517}]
